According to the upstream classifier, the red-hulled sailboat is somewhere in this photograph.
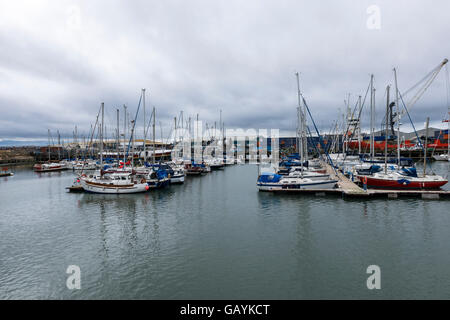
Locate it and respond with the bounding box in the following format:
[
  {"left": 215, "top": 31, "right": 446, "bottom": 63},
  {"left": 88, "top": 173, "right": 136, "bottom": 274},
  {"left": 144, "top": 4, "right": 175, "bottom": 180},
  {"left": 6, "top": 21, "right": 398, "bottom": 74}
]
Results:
[{"left": 355, "top": 63, "right": 449, "bottom": 190}]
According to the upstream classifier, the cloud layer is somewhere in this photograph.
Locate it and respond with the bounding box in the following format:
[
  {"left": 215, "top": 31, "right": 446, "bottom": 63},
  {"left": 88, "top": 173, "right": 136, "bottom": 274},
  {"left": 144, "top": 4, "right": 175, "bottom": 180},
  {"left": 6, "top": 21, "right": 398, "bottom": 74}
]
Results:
[{"left": 1, "top": 0, "right": 449, "bottom": 142}]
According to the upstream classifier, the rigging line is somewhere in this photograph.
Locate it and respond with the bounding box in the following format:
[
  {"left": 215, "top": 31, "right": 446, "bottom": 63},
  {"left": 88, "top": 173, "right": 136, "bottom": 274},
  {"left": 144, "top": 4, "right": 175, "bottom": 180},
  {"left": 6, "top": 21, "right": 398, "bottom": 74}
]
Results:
[
  {"left": 126, "top": 92, "right": 143, "bottom": 157},
  {"left": 144, "top": 107, "right": 155, "bottom": 141},
  {"left": 301, "top": 95, "right": 337, "bottom": 173},
  {"left": 398, "top": 90, "right": 425, "bottom": 153},
  {"left": 405, "top": 68, "right": 441, "bottom": 111},
  {"left": 80, "top": 104, "right": 102, "bottom": 175},
  {"left": 402, "top": 64, "right": 441, "bottom": 97},
  {"left": 342, "top": 77, "right": 372, "bottom": 161},
  {"left": 379, "top": 86, "right": 389, "bottom": 131}
]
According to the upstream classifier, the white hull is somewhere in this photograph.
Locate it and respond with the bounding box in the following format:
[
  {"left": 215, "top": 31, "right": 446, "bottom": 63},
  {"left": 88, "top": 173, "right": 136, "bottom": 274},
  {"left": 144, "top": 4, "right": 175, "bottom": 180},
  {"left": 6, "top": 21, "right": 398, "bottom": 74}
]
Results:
[
  {"left": 81, "top": 179, "right": 148, "bottom": 194},
  {"left": 170, "top": 175, "right": 185, "bottom": 184},
  {"left": 433, "top": 154, "right": 449, "bottom": 161},
  {"left": 257, "top": 180, "right": 337, "bottom": 191},
  {"left": 288, "top": 173, "right": 331, "bottom": 181}
]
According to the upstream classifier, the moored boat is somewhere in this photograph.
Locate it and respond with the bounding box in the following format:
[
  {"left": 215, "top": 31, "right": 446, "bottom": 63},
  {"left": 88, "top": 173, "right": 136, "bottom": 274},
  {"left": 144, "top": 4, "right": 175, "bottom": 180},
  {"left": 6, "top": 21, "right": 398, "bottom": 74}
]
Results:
[
  {"left": 185, "top": 163, "right": 207, "bottom": 175},
  {"left": 34, "top": 162, "right": 68, "bottom": 172},
  {"left": 257, "top": 173, "right": 337, "bottom": 191},
  {"left": 433, "top": 154, "right": 449, "bottom": 161},
  {"left": 0, "top": 167, "right": 14, "bottom": 177},
  {"left": 356, "top": 169, "right": 448, "bottom": 190},
  {"left": 80, "top": 171, "right": 150, "bottom": 194}
]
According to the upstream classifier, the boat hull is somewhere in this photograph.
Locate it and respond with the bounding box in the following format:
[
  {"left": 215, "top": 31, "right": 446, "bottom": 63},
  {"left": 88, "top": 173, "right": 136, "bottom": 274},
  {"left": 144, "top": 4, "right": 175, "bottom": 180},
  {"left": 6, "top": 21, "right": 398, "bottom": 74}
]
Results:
[
  {"left": 34, "top": 167, "right": 68, "bottom": 172},
  {"left": 356, "top": 175, "right": 448, "bottom": 190},
  {"left": 432, "top": 154, "right": 449, "bottom": 161},
  {"left": 0, "top": 172, "right": 13, "bottom": 177},
  {"left": 170, "top": 174, "right": 185, "bottom": 184},
  {"left": 81, "top": 180, "right": 149, "bottom": 194},
  {"left": 257, "top": 180, "right": 337, "bottom": 192}
]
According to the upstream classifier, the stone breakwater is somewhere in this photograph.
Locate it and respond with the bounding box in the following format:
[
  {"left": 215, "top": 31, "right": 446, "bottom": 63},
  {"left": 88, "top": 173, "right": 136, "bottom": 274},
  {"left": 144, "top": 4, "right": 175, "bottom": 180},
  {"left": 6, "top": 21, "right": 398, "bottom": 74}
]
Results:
[{"left": 0, "top": 147, "right": 35, "bottom": 165}]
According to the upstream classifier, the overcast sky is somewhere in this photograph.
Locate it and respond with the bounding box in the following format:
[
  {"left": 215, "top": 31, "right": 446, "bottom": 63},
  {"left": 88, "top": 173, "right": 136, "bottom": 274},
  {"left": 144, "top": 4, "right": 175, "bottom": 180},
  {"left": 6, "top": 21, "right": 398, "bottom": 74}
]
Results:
[{"left": 0, "top": 0, "right": 449, "bottom": 143}]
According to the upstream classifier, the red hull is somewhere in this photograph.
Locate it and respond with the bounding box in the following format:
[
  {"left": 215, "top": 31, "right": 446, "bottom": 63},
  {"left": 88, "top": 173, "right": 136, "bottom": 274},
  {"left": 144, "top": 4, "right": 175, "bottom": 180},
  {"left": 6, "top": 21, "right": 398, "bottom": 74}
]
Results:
[{"left": 357, "top": 176, "right": 448, "bottom": 190}]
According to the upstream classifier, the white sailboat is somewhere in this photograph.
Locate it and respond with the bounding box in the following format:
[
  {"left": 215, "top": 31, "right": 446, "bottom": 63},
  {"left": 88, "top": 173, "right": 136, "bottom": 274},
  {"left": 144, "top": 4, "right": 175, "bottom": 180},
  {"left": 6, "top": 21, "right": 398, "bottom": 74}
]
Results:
[
  {"left": 80, "top": 97, "right": 153, "bottom": 194},
  {"left": 257, "top": 173, "right": 337, "bottom": 191},
  {"left": 81, "top": 171, "right": 149, "bottom": 194},
  {"left": 257, "top": 73, "right": 337, "bottom": 191}
]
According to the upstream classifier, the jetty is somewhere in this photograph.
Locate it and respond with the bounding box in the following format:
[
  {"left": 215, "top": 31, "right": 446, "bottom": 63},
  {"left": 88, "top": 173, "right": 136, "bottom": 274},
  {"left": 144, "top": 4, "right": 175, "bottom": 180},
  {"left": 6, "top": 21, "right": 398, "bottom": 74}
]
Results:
[{"left": 271, "top": 161, "right": 450, "bottom": 200}]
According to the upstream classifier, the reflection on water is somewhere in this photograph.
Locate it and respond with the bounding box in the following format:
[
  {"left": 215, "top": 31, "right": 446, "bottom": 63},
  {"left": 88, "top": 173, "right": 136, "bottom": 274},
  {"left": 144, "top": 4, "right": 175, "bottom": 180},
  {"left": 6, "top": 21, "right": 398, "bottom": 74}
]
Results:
[{"left": 0, "top": 163, "right": 449, "bottom": 299}]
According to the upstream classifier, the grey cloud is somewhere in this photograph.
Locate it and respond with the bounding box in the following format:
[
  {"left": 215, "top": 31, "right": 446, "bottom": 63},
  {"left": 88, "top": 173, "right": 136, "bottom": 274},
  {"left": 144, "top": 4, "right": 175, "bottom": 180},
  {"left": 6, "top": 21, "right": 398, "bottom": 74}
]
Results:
[{"left": 0, "top": 0, "right": 449, "bottom": 142}]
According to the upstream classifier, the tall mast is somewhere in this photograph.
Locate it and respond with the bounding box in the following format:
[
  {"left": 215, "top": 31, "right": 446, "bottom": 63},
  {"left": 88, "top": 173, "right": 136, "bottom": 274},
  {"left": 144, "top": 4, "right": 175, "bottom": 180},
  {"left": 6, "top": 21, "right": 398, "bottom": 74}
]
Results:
[
  {"left": 303, "top": 88, "right": 308, "bottom": 161},
  {"left": 373, "top": 88, "right": 376, "bottom": 159},
  {"left": 48, "top": 129, "right": 51, "bottom": 162},
  {"left": 196, "top": 113, "right": 200, "bottom": 162},
  {"left": 100, "top": 102, "right": 104, "bottom": 167},
  {"left": 370, "top": 74, "right": 374, "bottom": 160},
  {"left": 123, "top": 104, "right": 127, "bottom": 165},
  {"left": 143, "top": 88, "right": 147, "bottom": 164},
  {"left": 393, "top": 68, "right": 401, "bottom": 165},
  {"left": 358, "top": 95, "right": 362, "bottom": 155},
  {"left": 57, "top": 130, "right": 61, "bottom": 160},
  {"left": 295, "top": 72, "right": 301, "bottom": 156},
  {"left": 295, "top": 72, "right": 304, "bottom": 175},
  {"left": 131, "top": 118, "right": 135, "bottom": 169},
  {"left": 153, "top": 107, "right": 156, "bottom": 164},
  {"left": 385, "top": 86, "right": 390, "bottom": 174},
  {"left": 423, "top": 117, "right": 429, "bottom": 176},
  {"left": 116, "top": 108, "right": 120, "bottom": 163},
  {"left": 345, "top": 94, "right": 350, "bottom": 154}
]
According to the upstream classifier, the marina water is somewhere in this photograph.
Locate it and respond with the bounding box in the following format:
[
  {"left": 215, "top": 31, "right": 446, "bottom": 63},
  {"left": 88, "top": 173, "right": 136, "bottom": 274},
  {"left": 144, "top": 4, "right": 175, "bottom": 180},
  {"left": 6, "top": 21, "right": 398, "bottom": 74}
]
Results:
[{"left": 1, "top": 162, "right": 449, "bottom": 299}]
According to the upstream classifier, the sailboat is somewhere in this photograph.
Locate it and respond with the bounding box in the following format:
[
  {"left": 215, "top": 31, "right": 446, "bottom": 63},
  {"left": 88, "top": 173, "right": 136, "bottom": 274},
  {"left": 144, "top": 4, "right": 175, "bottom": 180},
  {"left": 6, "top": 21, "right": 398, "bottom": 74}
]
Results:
[
  {"left": 257, "top": 73, "right": 338, "bottom": 191},
  {"left": 356, "top": 67, "right": 448, "bottom": 190},
  {"left": 257, "top": 173, "right": 337, "bottom": 191},
  {"left": 80, "top": 95, "right": 151, "bottom": 194},
  {"left": 34, "top": 130, "right": 68, "bottom": 172}
]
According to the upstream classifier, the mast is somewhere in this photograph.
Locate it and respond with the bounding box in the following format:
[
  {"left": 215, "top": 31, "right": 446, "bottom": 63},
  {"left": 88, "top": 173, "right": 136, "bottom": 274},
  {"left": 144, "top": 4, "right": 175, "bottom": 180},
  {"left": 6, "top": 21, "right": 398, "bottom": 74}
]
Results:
[
  {"left": 48, "top": 129, "right": 51, "bottom": 162},
  {"left": 423, "top": 117, "right": 429, "bottom": 176},
  {"left": 358, "top": 95, "right": 362, "bottom": 154},
  {"left": 174, "top": 116, "right": 177, "bottom": 144},
  {"left": 57, "top": 130, "right": 61, "bottom": 160},
  {"left": 370, "top": 74, "right": 374, "bottom": 160},
  {"left": 116, "top": 108, "right": 120, "bottom": 163},
  {"left": 394, "top": 68, "right": 401, "bottom": 165},
  {"left": 143, "top": 88, "right": 147, "bottom": 164},
  {"left": 295, "top": 72, "right": 304, "bottom": 175},
  {"left": 100, "top": 102, "right": 104, "bottom": 167},
  {"left": 373, "top": 88, "right": 376, "bottom": 159},
  {"left": 384, "top": 86, "right": 390, "bottom": 174},
  {"left": 152, "top": 107, "right": 156, "bottom": 164},
  {"left": 302, "top": 82, "right": 308, "bottom": 161},
  {"left": 131, "top": 118, "right": 135, "bottom": 169},
  {"left": 123, "top": 105, "right": 127, "bottom": 165},
  {"left": 345, "top": 94, "right": 350, "bottom": 154}
]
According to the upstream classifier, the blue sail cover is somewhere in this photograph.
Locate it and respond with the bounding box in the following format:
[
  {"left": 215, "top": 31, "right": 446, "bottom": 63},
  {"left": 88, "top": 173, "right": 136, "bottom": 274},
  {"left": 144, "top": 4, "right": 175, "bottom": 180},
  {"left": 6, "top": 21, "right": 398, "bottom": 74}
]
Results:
[
  {"left": 257, "top": 173, "right": 282, "bottom": 183},
  {"left": 156, "top": 169, "right": 169, "bottom": 180},
  {"left": 401, "top": 167, "right": 417, "bottom": 177},
  {"left": 279, "top": 160, "right": 308, "bottom": 168}
]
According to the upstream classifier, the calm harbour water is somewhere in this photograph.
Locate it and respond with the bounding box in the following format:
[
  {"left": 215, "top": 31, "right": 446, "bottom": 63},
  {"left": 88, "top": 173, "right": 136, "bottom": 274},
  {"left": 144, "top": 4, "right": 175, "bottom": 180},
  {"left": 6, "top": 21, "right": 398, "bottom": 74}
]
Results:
[{"left": 0, "top": 162, "right": 449, "bottom": 299}]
